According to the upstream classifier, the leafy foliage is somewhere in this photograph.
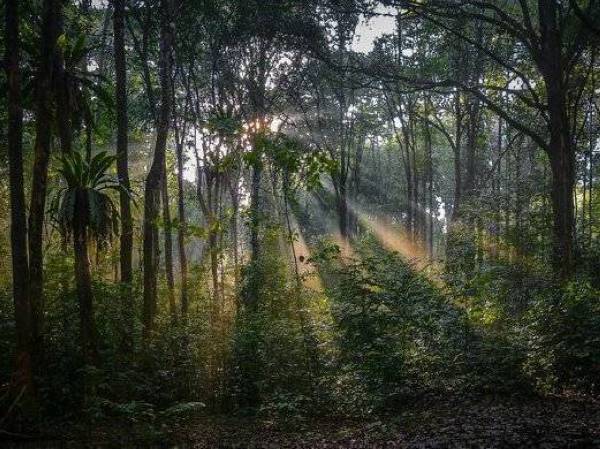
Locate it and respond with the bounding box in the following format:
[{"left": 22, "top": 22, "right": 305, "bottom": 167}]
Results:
[{"left": 50, "top": 150, "right": 126, "bottom": 243}]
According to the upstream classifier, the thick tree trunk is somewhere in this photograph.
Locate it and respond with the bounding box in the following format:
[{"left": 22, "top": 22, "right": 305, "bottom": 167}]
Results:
[
  {"left": 539, "top": 0, "right": 576, "bottom": 279},
  {"left": 547, "top": 127, "right": 575, "bottom": 278},
  {"left": 29, "top": 0, "right": 62, "bottom": 352},
  {"left": 143, "top": 0, "right": 173, "bottom": 338},
  {"left": 143, "top": 182, "right": 160, "bottom": 338},
  {"left": 5, "top": 0, "right": 33, "bottom": 393},
  {"left": 74, "top": 191, "right": 98, "bottom": 366}
]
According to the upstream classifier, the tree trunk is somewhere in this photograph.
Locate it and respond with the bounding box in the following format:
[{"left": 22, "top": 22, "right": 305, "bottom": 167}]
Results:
[
  {"left": 547, "top": 127, "right": 575, "bottom": 278},
  {"left": 28, "top": 0, "right": 62, "bottom": 352},
  {"left": 113, "top": 0, "right": 130, "bottom": 248},
  {"left": 54, "top": 34, "right": 72, "bottom": 155},
  {"left": 113, "top": 0, "right": 134, "bottom": 353},
  {"left": 424, "top": 116, "right": 434, "bottom": 258},
  {"left": 161, "top": 164, "right": 176, "bottom": 320},
  {"left": 245, "top": 159, "right": 262, "bottom": 308},
  {"left": 74, "top": 191, "right": 98, "bottom": 366},
  {"left": 539, "top": 0, "right": 576, "bottom": 278},
  {"left": 230, "top": 180, "right": 240, "bottom": 288},
  {"left": 176, "top": 140, "right": 189, "bottom": 318},
  {"left": 451, "top": 92, "right": 463, "bottom": 221},
  {"left": 5, "top": 0, "right": 33, "bottom": 393},
  {"left": 143, "top": 0, "right": 173, "bottom": 338}
]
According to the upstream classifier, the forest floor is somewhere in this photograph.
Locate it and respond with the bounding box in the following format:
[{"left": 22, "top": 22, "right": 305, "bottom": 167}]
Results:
[{"left": 8, "top": 393, "right": 593, "bottom": 448}]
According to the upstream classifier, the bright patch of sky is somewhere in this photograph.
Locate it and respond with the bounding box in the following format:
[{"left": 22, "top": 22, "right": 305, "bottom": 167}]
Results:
[{"left": 352, "top": 8, "right": 397, "bottom": 54}]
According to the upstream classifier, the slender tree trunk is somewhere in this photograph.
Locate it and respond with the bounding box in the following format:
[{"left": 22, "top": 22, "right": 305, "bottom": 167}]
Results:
[
  {"left": 176, "top": 140, "right": 189, "bottom": 317},
  {"left": 515, "top": 140, "right": 523, "bottom": 257},
  {"left": 424, "top": 117, "right": 434, "bottom": 258},
  {"left": 337, "top": 180, "right": 349, "bottom": 239},
  {"left": 230, "top": 180, "right": 240, "bottom": 287},
  {"left": 29, "top": 0, "right": 62, "bottom": 352},
  {"left": 352, "top": 137, "right": 364, "bottom": 236},
  {"left": 81, "top": 0, "right": 93, "bottom": 161},
  {"left": 491, "top": 116, "right": 502, "bottom": 259},
  {"left": 74, "top": 191, "right": 98, "bottom": 366},
  {"left": 589, "top": 99, "right": 594, "bottom": 248},
  {"left": 464, "top": 99, "right": 479, "bottom": 208},
  {"left": 143, "top": 0, "right": 173, "bottom": 338},
  {"left": 245, "top": 157, "right": 262, "bottom": 308},
  {"left": 54, "top": 31, "right": 71, "bottom": 155},
  {"left": 113, "top": 0, "right": 130, "bottom": 233},
  {"left": 162, "top": 164, "right": 177, "bottom": 320},
  {"left": 452, "top": 92, "right": 463, "bottom": 221},
  {"left": 113, "top": 0, "right": 134, "bottom": 352},
  {"left": 209, "top": 228, "right": 219, "bottom": 301},
  {"left": 5, "top": 0, "right": 33, "bottom": 393},
  {"left": 399, "top": 120, "right": 414, "bottom": 234}
]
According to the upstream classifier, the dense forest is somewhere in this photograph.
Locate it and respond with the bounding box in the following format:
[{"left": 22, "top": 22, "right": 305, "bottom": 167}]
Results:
[{"left": 1, "top": 0, "right": 600, "bottom": 447}]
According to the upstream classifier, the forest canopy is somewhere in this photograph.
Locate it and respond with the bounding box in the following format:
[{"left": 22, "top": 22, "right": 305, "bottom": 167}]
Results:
[{"left": 1, "top": 0, "right": 600, "bottom": 446}]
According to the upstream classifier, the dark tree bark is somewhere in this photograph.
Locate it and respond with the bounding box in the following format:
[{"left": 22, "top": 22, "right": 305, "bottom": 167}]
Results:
[
  {"left": 229, "top": 180, "right": 240, "bottom": 287},
  {"left": 28, "top": 0, "right": 62, "bottom": 352},
  {"left": 80, "top": 0, "right": 92, "bottom": 160},
  {"left": 451, "top": 92, "right": 463, "bottom": 221},
  {"left": 5, "top": 0, "right": 33, "bottom": 393},
  {"left": 74, "top": 190, "right": 98, "bottom": 366},
  {"left": 175, "top": 138, "right": 189, "bottom": 317},
  {"left": 113, "top": 0, "right": 134, "bottom": 352},
  {"left": 336, "top": 180, "right": 349, "bottom": 239},
  {"left": 113, "top": 0, "right": 132, "bottom": 282},
  {"left": 143, "top": 0, "right": 173, "bottom": 338},
  {"left": 161, "top": 163, "right": 177, "bottom": 320},
  {"left": 54, "top": 28, "right": 72, "bottom": 156},
  {"left": 246, "top": 157, "right": 262, "bottom": 308},
  {"left": 538, "top": 0, "right": 576, "bottom": 278},
  {"left": 244, "top": 41, "right": 268, "bottom": 307},
  {"left": 424, "top": 115, "right": 434, "bottom": 258}
]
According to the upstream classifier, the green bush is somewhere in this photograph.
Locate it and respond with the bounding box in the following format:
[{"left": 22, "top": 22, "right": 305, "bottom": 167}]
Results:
[{"left": 523, "top": 281, "right": 600, "bottom": 393}]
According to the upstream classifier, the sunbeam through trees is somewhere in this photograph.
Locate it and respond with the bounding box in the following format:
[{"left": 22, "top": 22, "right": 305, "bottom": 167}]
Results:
[{"left": 1, "top": 0, "right": 600, "bottom": 447}]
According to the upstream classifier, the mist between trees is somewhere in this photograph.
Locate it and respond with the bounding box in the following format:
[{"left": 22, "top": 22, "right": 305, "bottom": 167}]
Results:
[{"left": 1, "top": 0, "right": 599, "bottom": 446}]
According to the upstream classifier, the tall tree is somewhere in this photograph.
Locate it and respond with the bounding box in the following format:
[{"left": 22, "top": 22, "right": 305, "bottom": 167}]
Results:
[
  {"left": 142, "top": 0, "right": 174, "bottom": 338},
  {"left": 161, "top": 167, "right": 177, "bottom": 319},
  {"left": 113, "top": 0, "right": 134, "bottom": 350},
  {"left": 174, "top": 123, "right": 189, "bottom": 317},
  {"left": 28, "top": 0, "right": 63, "bottom": 351},
  {"left": 5, "top": 0, "right": 33, "bottom": 393}
]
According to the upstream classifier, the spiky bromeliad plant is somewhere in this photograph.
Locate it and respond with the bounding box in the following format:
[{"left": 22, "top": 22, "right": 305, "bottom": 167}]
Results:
[{"left": 51, "top": 150, "right": 127, "bottom": 366}]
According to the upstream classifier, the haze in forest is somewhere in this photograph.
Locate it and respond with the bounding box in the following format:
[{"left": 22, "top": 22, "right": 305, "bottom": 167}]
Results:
[{"left": 1, "top": 0, "right": 599, "bottom": 447}]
